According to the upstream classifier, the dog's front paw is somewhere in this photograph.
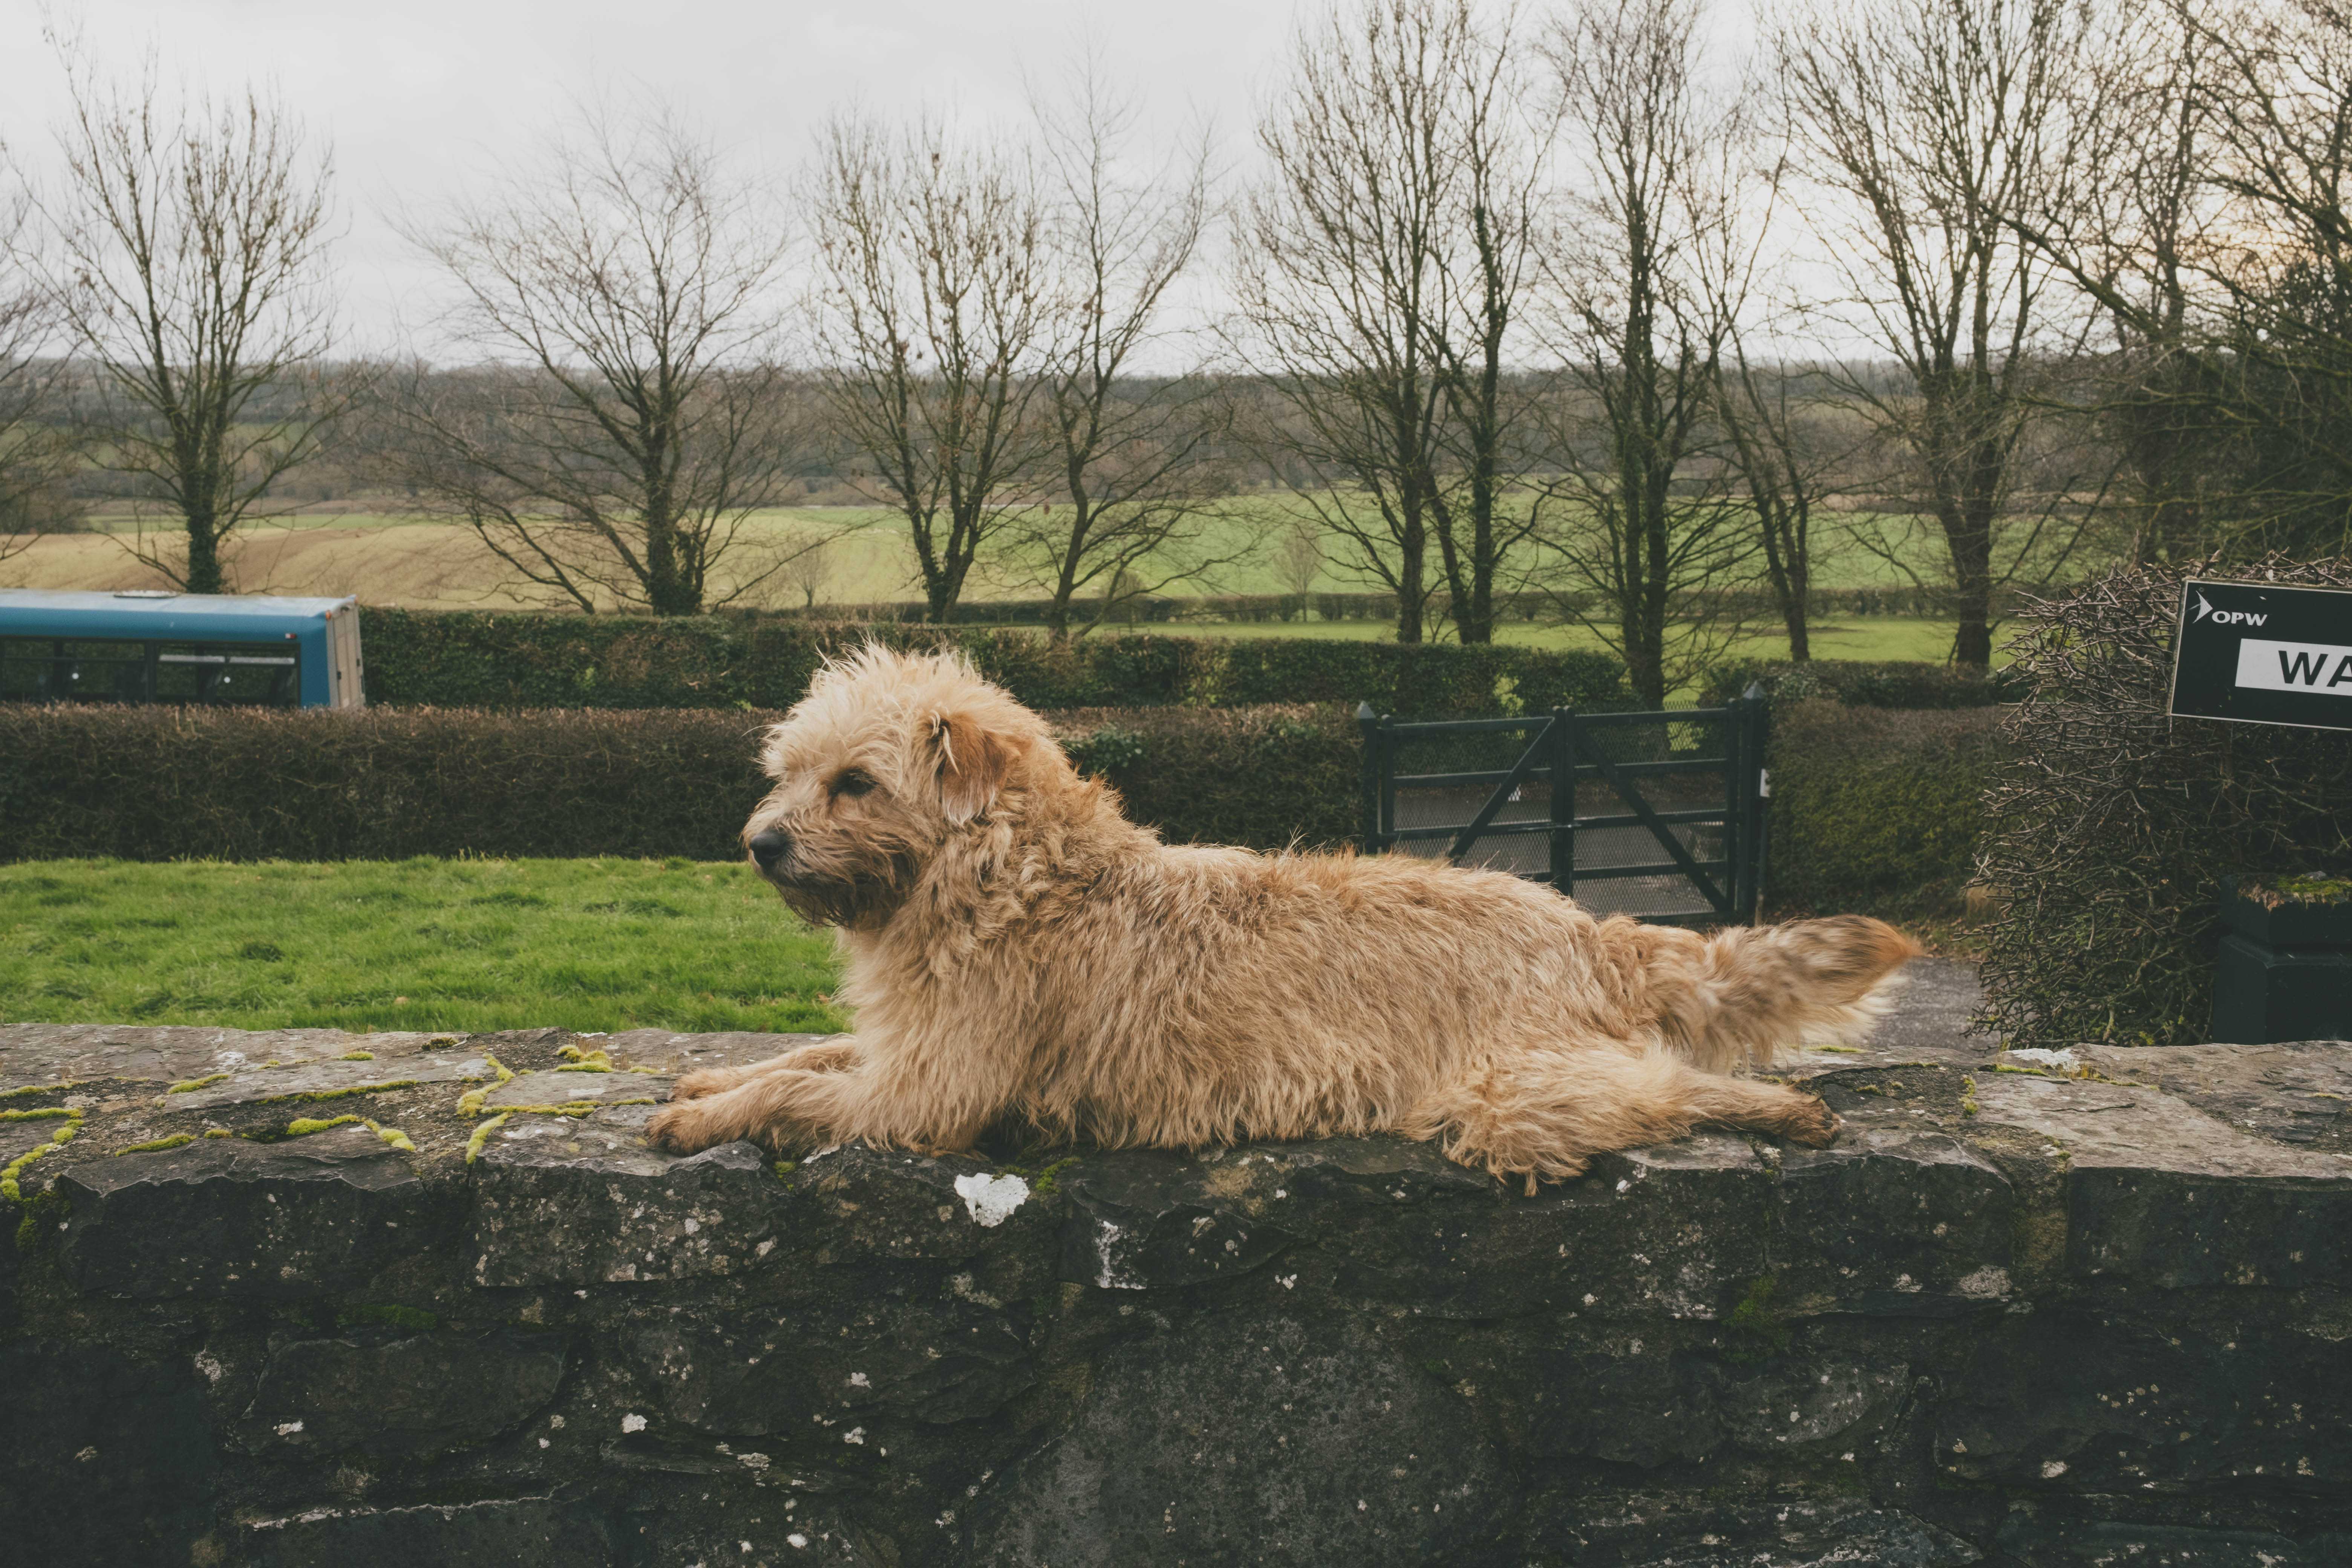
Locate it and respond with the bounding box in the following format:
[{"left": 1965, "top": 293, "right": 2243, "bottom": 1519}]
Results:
[
  {"left": 670, "top": 1067, "right": 746, "bottom": 1103},
  {"left": 1781, "top": 1094, "right": 1843, "bottom": 1148},
  {"left": 645, "top": 1103, "right": 726, "bottom": 1155}
]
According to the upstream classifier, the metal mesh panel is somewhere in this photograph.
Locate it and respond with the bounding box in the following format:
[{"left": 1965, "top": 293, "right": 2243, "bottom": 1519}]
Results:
[{"left": 1367, "top": 706, "right": 1756, "bottom": 925}]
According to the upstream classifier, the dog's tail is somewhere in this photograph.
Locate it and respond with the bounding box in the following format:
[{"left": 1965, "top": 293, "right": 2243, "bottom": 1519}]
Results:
[{"left": 1612, "top": 914, "right": 1923, "bottom": 1073}]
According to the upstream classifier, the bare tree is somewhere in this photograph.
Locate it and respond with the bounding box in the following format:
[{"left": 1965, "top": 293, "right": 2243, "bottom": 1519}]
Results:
[
  {"left": 805, "top": 112, "right": 1055, "bottom": 624},
  {"left": 387, "top": 101, "right": 807, "bottom": 615},
  {"left": 0, "top": 160, "right": 79, "bottom": 559},
  {"left": 2018, "top": 0, "right": 2352, "bottom": 561},
  {"left": 1424, "top": 7, "right": 1551, "bottom": 643},
  {"left": 1778, "top": 0, "right": 2101, "bottom": 666},
  {"left": 780, "top": 529, "right": 834, "bottom": 610},
  {"left": 1232, "top": 0, "right": 1546, "bottom": 645},
  {"left": 1014, "top": 55, "right": 1238, "bottom": 641},
  {"left": 1713, "top": 350, "right": 1858, "bottom": 662},
  {"left": 2061, "top": 4, "right": 2221, "bottom": 564},
  {"left": 26, "top": 43, "right": 343, "bottom": 594},
  {"left": 1537, "top": 0, "right": 1756, "bottom": 707},
  {"left": 1273, "top": 521, "right": 1325, "bottom": 611}
]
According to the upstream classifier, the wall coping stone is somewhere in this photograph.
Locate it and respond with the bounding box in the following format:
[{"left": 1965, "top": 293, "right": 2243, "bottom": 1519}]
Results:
[{"left": 4, "top": 965, "right": 2350, "bottom": 1565}]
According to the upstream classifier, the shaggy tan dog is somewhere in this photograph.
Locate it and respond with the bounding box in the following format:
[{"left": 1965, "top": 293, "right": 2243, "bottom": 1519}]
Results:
[{"left": 644, "top": 646, "right": 1917, "bottom": 1188}]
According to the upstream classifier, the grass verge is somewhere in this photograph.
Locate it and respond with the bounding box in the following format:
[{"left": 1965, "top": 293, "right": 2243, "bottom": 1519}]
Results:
[{"left": 0, "top": 858, "right": 845, "bottom": 1035}]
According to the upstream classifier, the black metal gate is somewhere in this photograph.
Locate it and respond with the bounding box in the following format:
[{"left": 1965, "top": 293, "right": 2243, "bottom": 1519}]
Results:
[{"left": 1357, "top": 684, "right": 1768, "bottom": 926}]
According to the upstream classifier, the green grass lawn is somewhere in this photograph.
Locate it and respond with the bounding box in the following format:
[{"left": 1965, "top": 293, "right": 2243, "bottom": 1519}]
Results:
[{"left": 0, "top": 858, "right": 847, "bottom": 1036}]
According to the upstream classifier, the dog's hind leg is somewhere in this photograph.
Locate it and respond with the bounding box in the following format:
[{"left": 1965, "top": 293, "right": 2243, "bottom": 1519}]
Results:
[
  {"left": 671, "top": 1038, "right": 858, "bottom": 1102},
  {"left": 1405, "top": 1045, "right": 1840, "bottom": 1195}
]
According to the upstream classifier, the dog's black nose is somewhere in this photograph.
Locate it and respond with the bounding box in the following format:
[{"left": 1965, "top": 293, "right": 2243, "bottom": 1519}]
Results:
[{"left": 748, "top": 830, "right": 791, "bottom": 871}]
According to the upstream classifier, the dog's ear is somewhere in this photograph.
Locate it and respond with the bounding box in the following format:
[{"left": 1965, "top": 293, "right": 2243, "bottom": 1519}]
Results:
[{"left": 931, "top": 710, "right": 1016, "bottom": 825}]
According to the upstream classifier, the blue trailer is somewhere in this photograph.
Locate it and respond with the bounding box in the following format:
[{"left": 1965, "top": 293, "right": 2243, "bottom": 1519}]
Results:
[{"left": 0, "top": 589, "right": 364, "bottom": 709}]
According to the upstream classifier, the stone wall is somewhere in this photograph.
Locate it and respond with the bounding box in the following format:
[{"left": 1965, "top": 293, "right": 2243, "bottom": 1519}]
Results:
[{"left": 3, "top": 981, "right": 2349, "bottom": 1566}]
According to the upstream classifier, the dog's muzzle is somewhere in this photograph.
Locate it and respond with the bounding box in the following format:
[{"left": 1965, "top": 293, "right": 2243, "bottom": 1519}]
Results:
[{"left": 747, "top": 830, "right": 792, "bottom": 873}]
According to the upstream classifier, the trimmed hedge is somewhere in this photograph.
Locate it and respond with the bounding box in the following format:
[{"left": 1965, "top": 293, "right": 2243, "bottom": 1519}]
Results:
[
  {"left": 358, "top": 609, "right": 1627, "bottom": 718},
  {"left": 1052, "top": 705, "right": 1358, "bottom": 851},
  {"left": 0, "top": 702, "right": 1363, "bottom": 863},
  {"left": 3, "top": 697, "right": 1995, "bottom": 917},
  {"left": 1762, "top": 700, "right": 2006, "bottom": 910},
  {"left": 1698, "top": 658, "right": 2017, "bottom": 710},
  {"left": 0, "top": 705, "right": 776, "bottom": 862}
]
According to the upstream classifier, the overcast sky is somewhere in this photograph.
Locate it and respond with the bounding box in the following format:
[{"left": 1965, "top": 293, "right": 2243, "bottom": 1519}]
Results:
[{"left": 0, "top": 0, "right": 1305, "bottom": 353}]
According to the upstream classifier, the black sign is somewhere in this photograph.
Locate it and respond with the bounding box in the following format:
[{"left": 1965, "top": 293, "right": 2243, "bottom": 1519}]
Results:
[{"left": 2170, "top": 579, "right": 2352, "bottom": 731}]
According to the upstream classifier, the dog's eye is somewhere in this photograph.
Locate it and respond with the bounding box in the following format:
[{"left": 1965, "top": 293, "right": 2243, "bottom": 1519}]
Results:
[{"left": 830, "top": 769, "right": 876, "bottom": 799}]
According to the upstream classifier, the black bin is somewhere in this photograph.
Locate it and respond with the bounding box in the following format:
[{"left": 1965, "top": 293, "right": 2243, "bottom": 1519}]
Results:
[{"left": 2211, "top": 876, "right": 2352, "bottom": 1044}]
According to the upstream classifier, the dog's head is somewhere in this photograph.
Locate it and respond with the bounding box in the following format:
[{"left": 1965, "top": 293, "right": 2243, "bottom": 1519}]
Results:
[{"left": 741, "top": 644, "right": 1060, "bottom": 926}]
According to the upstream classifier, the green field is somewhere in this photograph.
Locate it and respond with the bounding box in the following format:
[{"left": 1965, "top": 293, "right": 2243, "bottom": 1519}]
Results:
[
  {"left": 0, "top": 859, "right": 847, "bottom": 1036},
  {"left": 46, "top": 492, "right": 2102, "bottom": 612}
]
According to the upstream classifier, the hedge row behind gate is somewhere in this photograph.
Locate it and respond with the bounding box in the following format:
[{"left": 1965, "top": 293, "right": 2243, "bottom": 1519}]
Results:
[
  {"left": 3, "top": 697, "right": 1989, "bottom": 918},
  {"left": 356, "top": 609, "right": 1630, "bottom": 718}
]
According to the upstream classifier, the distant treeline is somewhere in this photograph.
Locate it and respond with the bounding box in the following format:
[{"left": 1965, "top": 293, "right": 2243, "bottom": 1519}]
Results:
[
  {"left": 8, "top": 0, "right": 2352, "bottom": 707},
  {"left": 741, "top": 585, "right": 2024, "bottom": 627}
]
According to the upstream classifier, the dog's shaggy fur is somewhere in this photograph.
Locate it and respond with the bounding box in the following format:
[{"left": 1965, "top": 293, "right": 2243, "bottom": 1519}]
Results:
[{"left": 644, "top": 646, "right": 1918, "bottom": 1188}]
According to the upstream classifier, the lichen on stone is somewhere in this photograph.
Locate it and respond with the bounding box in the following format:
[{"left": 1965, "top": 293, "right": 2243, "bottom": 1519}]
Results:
[
  {"left": 499, "top": 1100, "right": 642, "bottom": 1118},
  {"left": 255, "top": 1080, "right": 418, "bottom": 1108},
  {"left": 338, "top": 1051, "right": 376, "bottom": 1062},
  {"left": 1030, "top": 1157, "right": 1080, "bottom": 1197},
  {"left": 457, "top": 1054, "right": 516, "bottom": 1117},
  {"left": 465, "top": 1113, "right": 511, "bottom": 1164},
  {"left": 1, "top": 1109, "right": 82, "bottom": 1200},
  {"left": 1724, "top": 1273, "right": 1792, "bottom": 1363},
  {"left": 12, "top": 1187, "right": 62, "bottom": 1251},
  {"left": 113, "top": 1134, "right": 197, "bottom": 1156},
  {"left": 368, "top": 1121, "right": 417, "bottom": 1153},
  {"left": 165, "top": 1073, "right": 231, "bottom": 1095},
  {"left": 286, "top": 1115, "right": 366, "bottom": 1137},
  {"left": 0, "top": 1107, "right": 77, "bottom": 1122}
]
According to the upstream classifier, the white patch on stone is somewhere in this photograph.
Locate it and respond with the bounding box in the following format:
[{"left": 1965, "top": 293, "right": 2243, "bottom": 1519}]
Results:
[
  {"left": 952, "top": 1172, "right": 1029, "bottom": 1228},
  {"left": 1955, "top": 1266, "right": 2012, "bottom": 1299},
  {"left": 788, "top": 1535, "right": 809, "bottom": 1550},
  {"left": 275, "top": 1421, "right": 304, "bottom": 1437},
  {"left": 849, "top": 1372, "right": 871, "bottom": 1387},
  {"left": 844, "top": 1426, "right": 866, "bottom": 1444},
  {"left": 194, "top": 1351, "right": 224, "bottom": 1384},
  {"left": 738, "top": 1452, "right": 770, "bottom": 1469},
  {"left": 622, "top": 1413, "right": 648, "bottom": 1433},
  {"left": 213, "top": 1050, "right": 248, "bottom": 1069},
  {"left": 1093, "top": 1219, "right": 1144, "bottom": 1289},
  {"left": 2007, "top": 1047, "right": 2079, "bottom": 1068},
  {"left": 2041, "top": 1459, "right": 2068, "bottom": 1478}
]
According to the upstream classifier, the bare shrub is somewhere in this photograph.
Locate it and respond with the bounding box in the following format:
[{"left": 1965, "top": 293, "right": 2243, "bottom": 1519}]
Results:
[{"left": 1975, "top": 555, "right": 2352, "bottom": 1045}]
